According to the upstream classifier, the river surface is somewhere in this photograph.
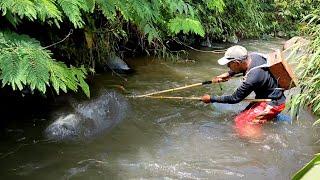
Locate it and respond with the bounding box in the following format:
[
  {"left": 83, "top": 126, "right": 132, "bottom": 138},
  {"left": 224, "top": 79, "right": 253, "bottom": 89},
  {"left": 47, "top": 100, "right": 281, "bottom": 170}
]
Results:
[{"left": 0, "top": 39, "right": 319, "bottom": 179}]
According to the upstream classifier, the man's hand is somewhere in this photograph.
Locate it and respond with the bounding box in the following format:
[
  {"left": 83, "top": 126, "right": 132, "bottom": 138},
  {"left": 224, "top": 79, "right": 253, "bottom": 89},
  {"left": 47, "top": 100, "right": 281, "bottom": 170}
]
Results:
[
  {"left": 212, "top": 72, "right": 231, "bottom": 83},
  {"left": 201, "top": 94, "right": 211, "bottom": 103}
]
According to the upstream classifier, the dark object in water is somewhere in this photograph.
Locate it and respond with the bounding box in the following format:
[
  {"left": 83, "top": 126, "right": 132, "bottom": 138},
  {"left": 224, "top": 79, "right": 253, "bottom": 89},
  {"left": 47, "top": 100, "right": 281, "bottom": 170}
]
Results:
[{"left": 104, "top": 55, "right": 134, "bottom": 74}]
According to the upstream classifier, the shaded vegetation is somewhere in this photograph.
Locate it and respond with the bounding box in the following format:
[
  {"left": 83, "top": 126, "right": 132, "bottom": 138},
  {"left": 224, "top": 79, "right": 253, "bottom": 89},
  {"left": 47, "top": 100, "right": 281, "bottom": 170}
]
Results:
[
  {"left": 0, "top": 31, "right": 89, "bottom": 97},
  {"left": 288, "top": 6, "right": 320, "bottom": 121},
  {"left": 0, "top": 0, "right": 208, "bottom": 96},
  {"left": 0, "top": 0, "right": 319, "bottom": 106}
]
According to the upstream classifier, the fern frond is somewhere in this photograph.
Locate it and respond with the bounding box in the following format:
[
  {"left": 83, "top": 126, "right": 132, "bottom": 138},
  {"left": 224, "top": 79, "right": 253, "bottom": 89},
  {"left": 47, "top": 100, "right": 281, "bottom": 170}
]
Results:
[
  {"left": 131, "top": 0, "right": 153, "bottom": 20},
  {"left": 206, "top": 0, "right": 225, "bottom": 12},
  {"left": 48, "top": 61, "right": 77, "bottom": 93},
  {"left": 3, "top": 12, "right": 22, "bottom": 28},
  {"left": 114, "top": 0, "right": 131, "bottom": 20},
  {"left": 34, "top": 0, "right": 62, "bottom": 22},
  {"left": 95, "top": 0, "right": 116, "bottom": 20},
  {"left": 166, "top": 0, "right": 185, "bottom": 15},
  {"left": 0, "top": 50, "right": 24, "bottom": 90},
  {"left": 85, "top": 0, "right": 95, "bottom": 13},
  {"left": 23, "top": 49, "right": 50, "bottom": 93},
  {"left": 56, "top": 0, "right": 88, "bottom": 28},
  {"left": 143, "top": 23, "right": 160, "bottom": 43},
  {"left": 0, "top": 31, "right": 90, "bottom": 96},
  {"left": 71, "top": 65, "right": 90, "bottom": 97},
  {"left": 0, "top": 0, "right": 37, "bottom": 20},
  {"left": 168, "top": 17, "right": 205, "bottom": 37},
  {"left": 48, "top": 61, "right": 90, "bottom": 97}
]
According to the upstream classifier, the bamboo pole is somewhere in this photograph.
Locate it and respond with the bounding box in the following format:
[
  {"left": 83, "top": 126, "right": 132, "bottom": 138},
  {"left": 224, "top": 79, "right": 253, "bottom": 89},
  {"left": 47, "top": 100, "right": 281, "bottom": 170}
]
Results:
[
  {"left": 129, "top": 95, "right": 271, "bottom": 102},
  {"left": 135, "top": 74, "right": 245, "bottom": 98},
  {"left": 135, "top": 81, "right": 212, "bottom": 97}
]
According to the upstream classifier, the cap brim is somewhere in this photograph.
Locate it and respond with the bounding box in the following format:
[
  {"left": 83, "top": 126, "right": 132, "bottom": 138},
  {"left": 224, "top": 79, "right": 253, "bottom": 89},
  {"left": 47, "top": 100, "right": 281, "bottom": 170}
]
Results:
[{"left": 217, "top": 57, "right": 232, "bottom": 65}]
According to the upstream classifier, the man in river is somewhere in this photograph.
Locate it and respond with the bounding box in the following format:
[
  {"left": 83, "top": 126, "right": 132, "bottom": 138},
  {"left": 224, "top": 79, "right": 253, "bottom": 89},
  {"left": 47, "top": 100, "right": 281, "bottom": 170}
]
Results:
[{"left": 201, "top": 45, "right": 286, "bottom": 138}]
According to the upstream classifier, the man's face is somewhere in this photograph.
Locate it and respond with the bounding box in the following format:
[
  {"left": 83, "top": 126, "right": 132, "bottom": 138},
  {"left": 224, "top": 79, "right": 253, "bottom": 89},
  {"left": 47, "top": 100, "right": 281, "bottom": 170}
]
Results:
[{"left": 227, "top": 60, "right": 243, "bottom": 73}]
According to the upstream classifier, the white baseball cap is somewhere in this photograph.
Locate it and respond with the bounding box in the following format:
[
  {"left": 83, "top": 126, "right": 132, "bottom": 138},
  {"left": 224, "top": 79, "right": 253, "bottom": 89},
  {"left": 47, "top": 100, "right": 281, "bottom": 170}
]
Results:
[{"left": 218, "top": 45, "right": 248, "bottom": 65}]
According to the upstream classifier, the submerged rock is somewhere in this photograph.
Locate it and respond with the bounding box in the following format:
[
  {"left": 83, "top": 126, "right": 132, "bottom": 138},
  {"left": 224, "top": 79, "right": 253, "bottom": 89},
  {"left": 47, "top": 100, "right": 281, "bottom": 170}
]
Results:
[
  {"left": 200, "top": 37, "right": 212, "bottom": 47},
  {"left": 104, "top": 55, "right": 133, "bottom": 74},
  {"left": 277, "top": 31, "right": 286, "bottom": 38},
  {"left": 226, "top": 34, "right": 239, "bottom": 44}
]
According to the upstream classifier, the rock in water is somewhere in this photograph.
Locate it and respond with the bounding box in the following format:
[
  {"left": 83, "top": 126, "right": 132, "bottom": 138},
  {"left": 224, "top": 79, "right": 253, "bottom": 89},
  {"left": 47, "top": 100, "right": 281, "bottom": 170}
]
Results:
[
  {"left": 227, "top": 34, "right": 239, "bottom": 44},
  {"left": 200, "top": 36, "right": 212, "bottom": 47},
  {"left": 105, "top": 55, "right": 133, "bottom": 74}
]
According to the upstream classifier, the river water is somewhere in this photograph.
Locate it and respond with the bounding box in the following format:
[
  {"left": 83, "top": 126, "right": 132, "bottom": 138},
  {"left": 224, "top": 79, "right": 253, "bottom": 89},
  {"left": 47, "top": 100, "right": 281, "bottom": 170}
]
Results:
[{"left": 0, "top": 39, "right": 319, "bottom": 179}]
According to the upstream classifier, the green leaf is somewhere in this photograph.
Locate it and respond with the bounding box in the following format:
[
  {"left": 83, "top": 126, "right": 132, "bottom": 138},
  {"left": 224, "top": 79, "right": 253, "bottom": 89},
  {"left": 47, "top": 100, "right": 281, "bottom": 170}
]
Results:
[
  {"left": 34, "top": 0, "right": 62, "bottom": 22},
  {"left": 56, "top": 0, "right": 87, "bottom": 28},
  {"left": 0, "top": 0, "right": 37, "bottom": 20},
  {"left": 207, "top": 0, "right": 225, "bottom": 12},
  {"left": 312, "top": 119, "right": 320, "bottom": 126},
  {"left": 292, "top": 154, "right": 320, "bottom": 180},
  {"left": 0, "top": 30, "right": 90, "bottom": 97},
  {"left": 96, "top": 0, "right": 116, "bottom": 20},
  {"left": 168, "top": 17, "right": 205, "bottom": 37}
]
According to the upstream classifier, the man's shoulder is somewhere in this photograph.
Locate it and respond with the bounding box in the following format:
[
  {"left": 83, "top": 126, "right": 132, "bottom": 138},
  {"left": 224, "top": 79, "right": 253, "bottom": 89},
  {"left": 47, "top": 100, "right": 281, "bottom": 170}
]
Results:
[
  {"left": 247, "top": 67, "right": 265, "bottom": 77},
  {"left": 245, "top": 65, "right": 267, "bottom": 83},
  {"left": 250, "top": 53, "right": 267, "bottom": 61},
  {"left": 247, "top": 62, "right": 268, "bottom": 75}
]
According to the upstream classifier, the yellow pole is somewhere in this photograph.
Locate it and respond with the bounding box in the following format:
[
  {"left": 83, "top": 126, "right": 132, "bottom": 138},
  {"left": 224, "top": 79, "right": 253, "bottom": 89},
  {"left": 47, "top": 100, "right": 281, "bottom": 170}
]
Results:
[
  {"left": 129, "top": 96, "right": 271, "bottom": 102},
  {"left": 134, "top": 75, "right": 244, "bottom": 98},
  {"left": 135, "top": 81, "right": 212, "bottom": 97}
]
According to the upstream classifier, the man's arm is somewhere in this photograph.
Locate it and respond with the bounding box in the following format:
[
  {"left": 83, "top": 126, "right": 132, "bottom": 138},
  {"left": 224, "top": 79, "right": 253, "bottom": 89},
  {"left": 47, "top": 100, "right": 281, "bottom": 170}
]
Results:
[
  {"left": 212, "top": 70, "right": 236, "bottom": 83},
  {"left": 203, "top": 69, "right": 262, "bottom": 104},
  {"left": 210, "top": 81, "right": 254, "bottom": 104}
]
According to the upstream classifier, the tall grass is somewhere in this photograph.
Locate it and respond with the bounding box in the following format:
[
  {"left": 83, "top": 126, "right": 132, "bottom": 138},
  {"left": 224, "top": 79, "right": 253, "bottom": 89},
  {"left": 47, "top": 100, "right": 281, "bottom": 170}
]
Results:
[{"left": 290, "top": 11, "right": 320, "bottom": 123}]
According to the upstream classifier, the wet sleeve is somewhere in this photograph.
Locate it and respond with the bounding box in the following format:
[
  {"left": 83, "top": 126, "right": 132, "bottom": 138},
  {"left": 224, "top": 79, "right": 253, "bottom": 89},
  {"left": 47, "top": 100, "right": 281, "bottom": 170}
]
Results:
[{"left": 211, "top": 69, "right": 262, "bottom": 104}]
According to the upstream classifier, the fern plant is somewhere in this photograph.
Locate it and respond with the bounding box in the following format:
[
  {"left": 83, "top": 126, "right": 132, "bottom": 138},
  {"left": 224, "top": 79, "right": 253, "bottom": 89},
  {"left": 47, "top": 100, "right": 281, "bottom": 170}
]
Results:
[
  {"left": 0, "top": 31, "right": 90, "bottom": 97},
  {"left": 168, "top": 17, "right": 205, "bottom": 36}
]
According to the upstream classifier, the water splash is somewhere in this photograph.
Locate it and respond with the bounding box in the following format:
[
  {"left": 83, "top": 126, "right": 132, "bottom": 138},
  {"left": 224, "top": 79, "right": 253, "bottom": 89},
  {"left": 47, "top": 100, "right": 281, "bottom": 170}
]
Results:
[{"left": 45, "top": 91, "right": 129, "bottom": 141}]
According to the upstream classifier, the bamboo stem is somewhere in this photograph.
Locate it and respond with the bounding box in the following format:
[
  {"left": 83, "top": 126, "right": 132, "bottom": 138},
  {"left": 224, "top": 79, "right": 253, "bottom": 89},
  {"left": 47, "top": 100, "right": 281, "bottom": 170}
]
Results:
[
  {"left": 129, "top": 96, "right": 271, "bottom": 102},
  {"left": 135, "top": 75, "right": 244, "bottom": 98},
  {"left": 135, "top": 82, "right": 204, "bottom": 97},
  {"left": 144, "top": 96, "right": 202, "bottom": 100}
]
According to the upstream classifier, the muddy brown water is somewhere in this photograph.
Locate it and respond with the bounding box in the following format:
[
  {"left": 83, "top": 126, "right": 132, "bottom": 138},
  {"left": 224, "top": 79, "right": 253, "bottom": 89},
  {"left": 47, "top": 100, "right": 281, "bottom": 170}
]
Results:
[{"left": 0, "top": 39, "right": 319, "bottom": 179}]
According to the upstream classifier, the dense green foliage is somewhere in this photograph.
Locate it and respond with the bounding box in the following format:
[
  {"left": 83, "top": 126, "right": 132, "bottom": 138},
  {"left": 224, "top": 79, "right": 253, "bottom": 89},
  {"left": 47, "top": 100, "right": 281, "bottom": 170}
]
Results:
[
  {"left": 272, "top": 0, "right": 319, "bottom": 34},
  {"left": 284, "top": 2, "right": 320, "bottom": 178},
  {"left": 0, "top": 31, "right": 90, "bottom": 97},
  {"left": 0, "top": 0, "right": 208, "bottom": 96},
  {"left": 196, "top": 0, "right": 266, "bottom": 39},
  {"left": 289, "top": 9, "right": 320, "bottom": 122},
  {"left": 0, "top": 0, "right": 317, "bottom": 99}
]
